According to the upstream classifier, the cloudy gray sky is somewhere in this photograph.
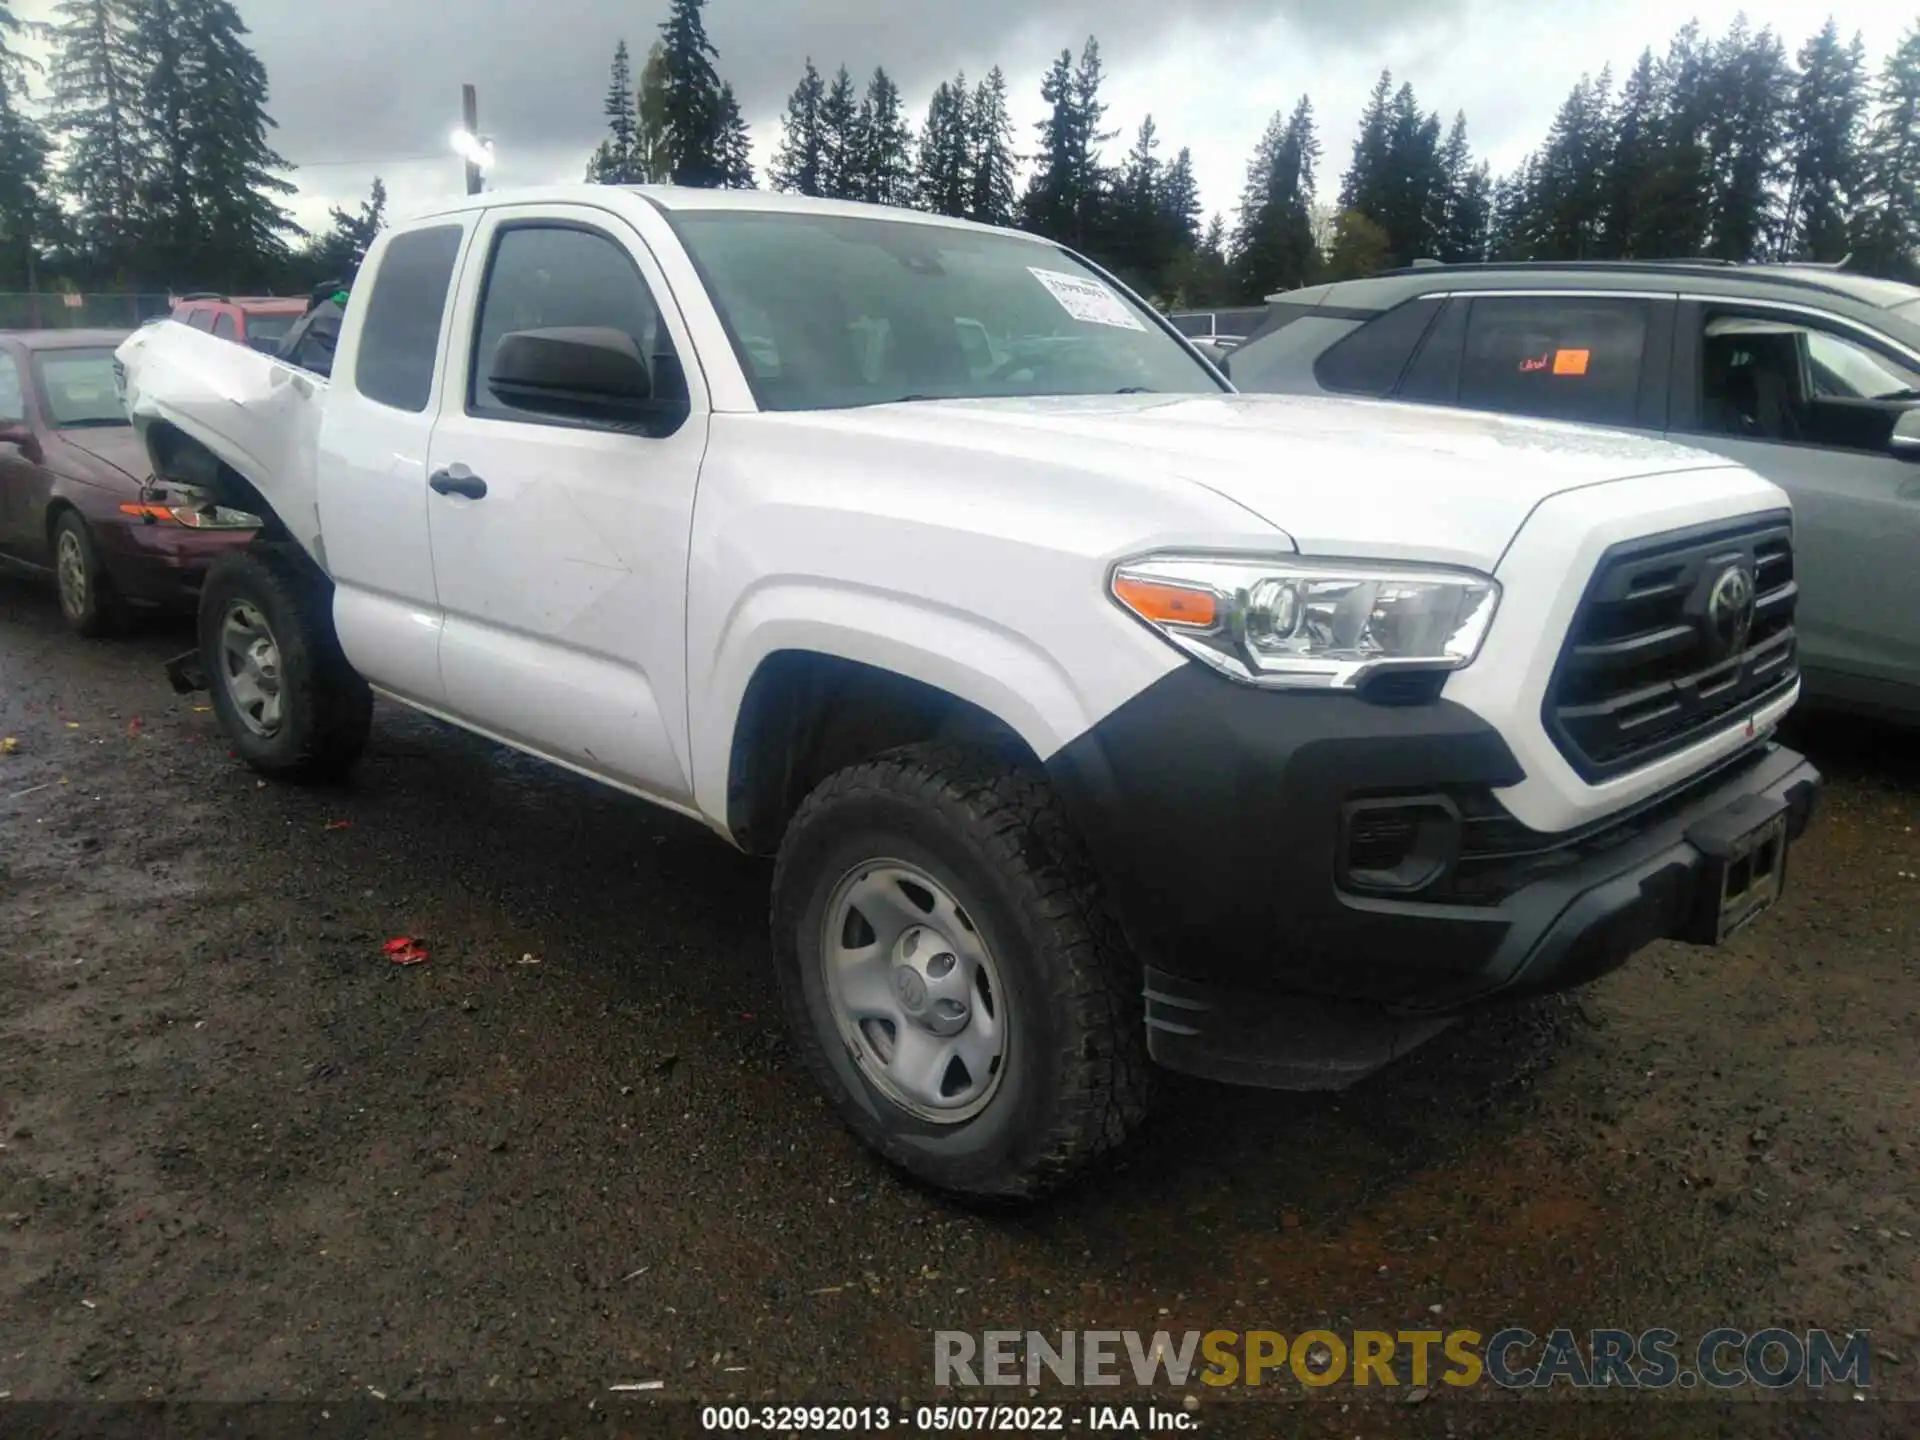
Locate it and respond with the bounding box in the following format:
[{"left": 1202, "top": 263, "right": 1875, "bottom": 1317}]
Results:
[{"left": 17, "top": 0, "right": 1914, "bottom": 237}]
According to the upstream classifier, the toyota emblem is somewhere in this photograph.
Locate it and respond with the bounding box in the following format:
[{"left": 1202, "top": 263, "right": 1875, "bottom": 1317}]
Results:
[{"left": 1706, "top": 564, "right": 1756, "bottom": 658}]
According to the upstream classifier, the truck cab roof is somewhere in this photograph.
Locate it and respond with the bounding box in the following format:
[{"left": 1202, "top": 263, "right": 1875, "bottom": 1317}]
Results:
[{"left": 407, "top": 183, "right": 1032, "bottom": 240}]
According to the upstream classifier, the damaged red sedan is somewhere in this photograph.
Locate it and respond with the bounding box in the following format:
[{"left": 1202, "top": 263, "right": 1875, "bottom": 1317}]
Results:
[{"left": 0, "top": 328, "right": 255, "bottom": 635}]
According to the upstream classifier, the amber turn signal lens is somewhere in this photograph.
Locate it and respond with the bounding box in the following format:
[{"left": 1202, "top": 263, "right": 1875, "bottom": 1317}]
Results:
[
  {"left": 118, "top": 502, "right": 179, "bottom": 523},
  {"left": 1113, "top": 576, "right": 1218, "bottom": 628}
]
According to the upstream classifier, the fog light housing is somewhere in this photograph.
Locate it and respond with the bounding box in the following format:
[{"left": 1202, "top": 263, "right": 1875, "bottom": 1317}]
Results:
[{"left": 1340, "top": 795, "right": 1461, "bottom": 895}]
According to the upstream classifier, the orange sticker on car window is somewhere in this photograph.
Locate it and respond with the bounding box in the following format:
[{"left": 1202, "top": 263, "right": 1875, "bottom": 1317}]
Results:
[{"left": 1553, "top": 348, "right": 1591, "bottom": 376}]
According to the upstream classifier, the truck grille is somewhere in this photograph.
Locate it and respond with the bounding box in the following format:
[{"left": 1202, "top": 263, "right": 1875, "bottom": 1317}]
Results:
[{"left": 1545, "top": 513, "right": 1798, "bottom": 781}]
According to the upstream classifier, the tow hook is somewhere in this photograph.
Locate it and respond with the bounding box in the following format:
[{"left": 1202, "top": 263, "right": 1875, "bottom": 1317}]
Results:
[{"left": 165, "top": 647, "right": 208, "bottom": 695}]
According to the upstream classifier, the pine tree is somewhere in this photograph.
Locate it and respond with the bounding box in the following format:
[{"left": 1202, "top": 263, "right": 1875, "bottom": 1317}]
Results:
[
  {"left": 1780, "top": 20, "right": 1867, "bottom": 262},
  {"left": 1159, "top": 147, "right": 1201, "bottom": 254},
  {"left": 1107, "top": 114, "right": 1164, "bottom": 289},
  {"left": 819, "top": 64, "right": 861, "bottom": 199},
  {"left": 0, "top": 0, "right": 40, "bottom": 90},
  {"left": 303, "top": 175, "right": 385, "bottom": 280},
  {"left": 770, "top": 58, "right": 827, "bottom": 195},
  {"left": 965, "top": 66, "right": 1017, "bottom": 228},
  {"left": 854, "top": 67, "right": 914, "bottom": 206},
  {"left": 0, "top": 69, "right": 55, "bottom": 290},
  {"left": 1338, "top": 70, "right": 1394, "bottom": 218},
  {"left": 656, "top": 0, "right": 724, "bottom": 188},
  {"left": 1637, "top": 21, "right": 1715, "bottom": 258},
  {"left": 1597, "top": 48, "right": 1660, "bottom": 257},
  {"left": 1338, "top": 73, "right": 1447, "bottom": 266},
  {"left": 143, "top": 0, "right": 296, "bottom": 287},
  {"left": 1019, "top": 48, "right": 1076, "bottom": 240},
  {"left": 631, "top": 42, "right": 673, "bottom": 184},
  {"left": 1532, "top": 70, "right": 1613, "bottom": 259},
  {"left": 1019, "top": 37, "right": 1112, "bottom": 251},
  {"left": 1434, "top": 113, "right": 1490, "bottom": 262},
  {"left": 716, "top": 82, "right": 754, "bottom": 189},
  {"left": 586, "top": 39, "right": 639, "bottom": 183},
  {"left": 1701, "top": 17, "right": 1789, "bottom": 261},
  {"left": 1068, "top": 36, "right": 1115, "bottom": 249},
  {"left": 1231, "top": 95, "right": 1320, "bottom": 299},
  {"left": 132, "top": 0, "right": 192, "bottom": 281},
  {"left": 1852, "top": 22, "right": 1920, "bottom": 281},
  {"left": 47, "top": 0, "right": 144, "bottom": 273},
  {"left": 915, "top": 71, "right": 969, "bottom": 217},
  {"left": 1383, "top": 82, "right": 1445, "bottom": 264}
]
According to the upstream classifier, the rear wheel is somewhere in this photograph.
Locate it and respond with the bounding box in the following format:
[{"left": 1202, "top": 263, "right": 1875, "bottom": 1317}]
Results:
[
  {"left": 52, "top": 511, "right": 124, "bottom": 638},
  {"left": 198, "top": 544, "right": 372, "bottom": 781},
  {"left": 771, "top": 742, "right": 1151, "bottom": 1199}
]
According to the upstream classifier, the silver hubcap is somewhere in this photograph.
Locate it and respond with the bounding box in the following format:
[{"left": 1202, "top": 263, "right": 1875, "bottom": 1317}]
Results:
[
  {"left": 56, "top": 530, "right": 87, "bottom": 619},
  {"left": 821, "top": 861, "right": 1008, "bottom": 1124},
  {"left": 219, "top": 601, "right": 285, "bottom": 737}
]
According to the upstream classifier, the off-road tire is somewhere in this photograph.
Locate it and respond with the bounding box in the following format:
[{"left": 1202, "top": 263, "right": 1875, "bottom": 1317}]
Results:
[
  {"left": 52, "top": 510, "right": 126, "bottom": 638},
  {"left": 198, "top": 543, "right": 371, "bottom": 781},
  {"left": 771, "top": 741, "right": 1152, "bottom": 1199}
]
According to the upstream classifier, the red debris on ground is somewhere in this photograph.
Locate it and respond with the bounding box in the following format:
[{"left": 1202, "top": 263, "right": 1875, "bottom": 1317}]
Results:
[{"left": 382, "top": 937, "right": 429, "bottom": 966}]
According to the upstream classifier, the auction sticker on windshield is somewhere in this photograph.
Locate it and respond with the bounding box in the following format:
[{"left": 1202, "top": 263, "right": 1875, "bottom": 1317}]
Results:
[{"left": 1027, "top": 268, "right": 1146, "bottom": 331}]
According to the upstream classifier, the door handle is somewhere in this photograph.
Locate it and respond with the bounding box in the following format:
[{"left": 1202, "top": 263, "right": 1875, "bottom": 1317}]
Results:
[{"left": 429, "top": 467, "right": 487, "bottom": 499}]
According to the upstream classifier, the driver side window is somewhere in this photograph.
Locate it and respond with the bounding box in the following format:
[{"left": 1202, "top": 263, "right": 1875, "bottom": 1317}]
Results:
[{"left": 468, "top": 222, "right": 686, "bottom": 427}]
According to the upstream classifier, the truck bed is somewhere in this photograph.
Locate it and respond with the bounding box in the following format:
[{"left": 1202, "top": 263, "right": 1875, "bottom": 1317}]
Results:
[{"left": 115, "top": 321, "right": 330, "bottom": 567}]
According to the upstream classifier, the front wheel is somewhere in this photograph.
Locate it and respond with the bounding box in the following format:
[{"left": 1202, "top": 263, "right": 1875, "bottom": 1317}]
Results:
[
  {"left": 771, "top": 742, "right": 1151, "bottom": 1199},
  {"left": 52, "top": 511, "right": 125, "bottom": 638},
  {"left": 198, "top": 544, "right": 372, "bottom": 781}
]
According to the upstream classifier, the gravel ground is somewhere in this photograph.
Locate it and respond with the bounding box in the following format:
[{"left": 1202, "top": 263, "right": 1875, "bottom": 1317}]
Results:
[{"left": 1, "top": 572, "right": 1915, "bottom": 1439}]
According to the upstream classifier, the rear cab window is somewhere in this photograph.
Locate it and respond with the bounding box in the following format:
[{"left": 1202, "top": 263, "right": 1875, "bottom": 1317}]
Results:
[{"left": 352, "top": 224, "right": 466, "bottom": 413}]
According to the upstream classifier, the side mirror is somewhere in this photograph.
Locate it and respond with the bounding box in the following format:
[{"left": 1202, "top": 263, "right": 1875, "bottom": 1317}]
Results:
[
  {"left": 0, "top": 422, "right": 41, "bottom": 463},
  {"left": 488, "top": 327, "right": 654, "bottom": 423},
  {"left": 1892, "top": 408, "right": 1920, "bottom": 462}
]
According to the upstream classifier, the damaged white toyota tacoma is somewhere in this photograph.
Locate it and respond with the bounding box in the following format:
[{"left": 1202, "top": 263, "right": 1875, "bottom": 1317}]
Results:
[{"left": 116, "top": 185, "right": 1820, "bottom": 1198}]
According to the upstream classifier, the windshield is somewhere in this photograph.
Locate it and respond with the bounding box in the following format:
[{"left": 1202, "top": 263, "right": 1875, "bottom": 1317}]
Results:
[
  {"left": 33, "top": 350, "right": 128, "bottom": 428},
  {"left": 668, "top": 210, "right": 1225, "bottom": 411},
  {"left": 243, "top": 312, "right": 297, "bottom": 343}
]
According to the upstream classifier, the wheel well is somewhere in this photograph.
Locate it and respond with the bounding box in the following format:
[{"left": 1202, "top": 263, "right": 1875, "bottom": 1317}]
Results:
[
  {"left": 726, "top": 651, "right": 1038, "bottom": 855},
  {"left": 44, "top": 497, "right": 78, "bottom": 546},
  {"left": 143, "top": 420, "right": 290, "bottom": 541}
]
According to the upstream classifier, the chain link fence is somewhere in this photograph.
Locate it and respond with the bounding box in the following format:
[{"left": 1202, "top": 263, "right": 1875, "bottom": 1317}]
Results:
[{"left": 0, "top": 292, "right": 177, "bottom": 332}]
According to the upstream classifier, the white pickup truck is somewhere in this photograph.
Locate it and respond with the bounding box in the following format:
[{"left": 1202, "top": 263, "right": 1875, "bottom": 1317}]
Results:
[{"left": 116, "top": 185, "right": 1820, "bottom": 1198}]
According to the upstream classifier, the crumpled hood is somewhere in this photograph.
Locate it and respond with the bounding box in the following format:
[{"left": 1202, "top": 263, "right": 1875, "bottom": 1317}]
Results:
[
  {"left": 781, "top": 392, "right": 1743, "bottom": 571},
  {"left": 59, "top": 426, "right": 151, "bottom": 484}
]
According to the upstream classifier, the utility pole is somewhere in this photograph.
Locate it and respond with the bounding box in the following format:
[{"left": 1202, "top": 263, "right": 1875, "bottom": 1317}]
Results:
[{"left": 462, "top": 84, "right": 482, "bottom": 195}]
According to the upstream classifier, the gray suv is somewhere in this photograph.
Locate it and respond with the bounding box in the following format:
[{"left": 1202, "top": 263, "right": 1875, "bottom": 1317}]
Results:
[{"left": 1227, "top": 261, "right": 1920, "bottom": 723}]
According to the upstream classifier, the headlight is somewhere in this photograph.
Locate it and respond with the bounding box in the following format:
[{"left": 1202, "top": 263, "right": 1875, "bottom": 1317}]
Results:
[
  {"left": 119, "top": 501, "right": 261, "bottom": 529},
  {"left": 1111, "top": 553, "right": 1500, "bottom": 691}
]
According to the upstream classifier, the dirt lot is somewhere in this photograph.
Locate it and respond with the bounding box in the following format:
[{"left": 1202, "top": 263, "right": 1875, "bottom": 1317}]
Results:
[{"left": 1, "top": 572, "right": 1915, "bottom": 1438}]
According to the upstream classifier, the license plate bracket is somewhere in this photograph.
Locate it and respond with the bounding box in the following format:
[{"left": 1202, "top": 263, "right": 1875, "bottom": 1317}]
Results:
[{"left": 1683, "top": 793, "right": 1791, "bottom": 945}]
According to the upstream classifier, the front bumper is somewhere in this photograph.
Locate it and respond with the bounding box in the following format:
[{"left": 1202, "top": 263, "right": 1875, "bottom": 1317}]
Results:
[
  {"left": 1043, "top": 666, "right": 1820, "bottom": 1089},
  {"left": 92, "top": 518, "right": 253, "bottom": 609}
]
